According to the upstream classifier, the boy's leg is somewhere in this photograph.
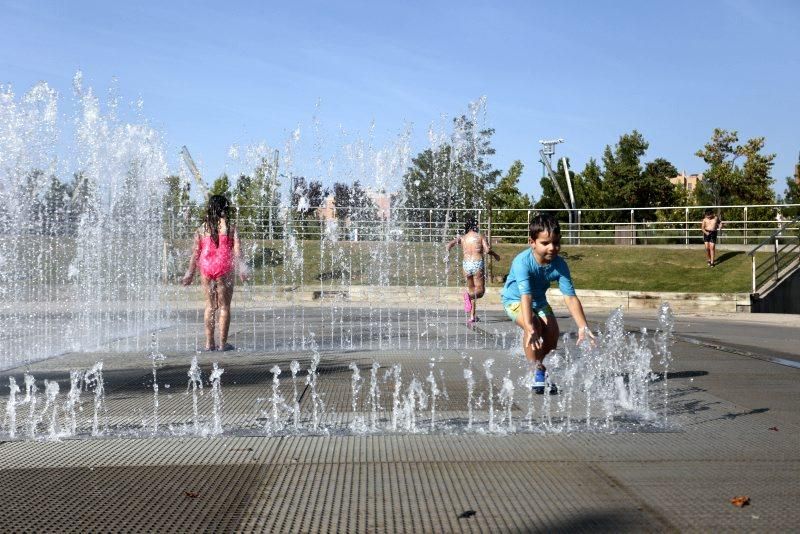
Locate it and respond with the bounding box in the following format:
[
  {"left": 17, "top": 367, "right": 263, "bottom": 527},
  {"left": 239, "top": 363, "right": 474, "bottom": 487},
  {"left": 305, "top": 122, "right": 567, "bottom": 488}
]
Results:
[
  {"left": 201, "top": 276, "right": 218, "bottom": 350},
  {"left": 217, "top": 272, "right": 235, "bottom": 348},
  {"left": 709, "top": 242, "right": 716, "bottom": 265}
]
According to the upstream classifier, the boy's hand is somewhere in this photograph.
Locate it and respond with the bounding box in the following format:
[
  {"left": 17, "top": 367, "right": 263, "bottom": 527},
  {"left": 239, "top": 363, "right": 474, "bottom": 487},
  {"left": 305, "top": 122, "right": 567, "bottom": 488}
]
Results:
[
  {"left": 181, "top": 272, "right": 194, "bottom": 286},
  {"left": 525, "top": 327, "right": 542, "bottom": 350},
  {"left": 577, "top": 326, "right": 596, "bottom": 346}
]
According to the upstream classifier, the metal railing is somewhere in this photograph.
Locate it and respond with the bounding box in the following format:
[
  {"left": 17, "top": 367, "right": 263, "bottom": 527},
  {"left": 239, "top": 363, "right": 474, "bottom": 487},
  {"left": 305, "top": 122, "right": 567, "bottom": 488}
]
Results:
[
  {"left": 747, "top": 216, "right": 800, "bottom": 294},
  {"left": 167, "top": 203, "right": 800, "bottom": 246}
]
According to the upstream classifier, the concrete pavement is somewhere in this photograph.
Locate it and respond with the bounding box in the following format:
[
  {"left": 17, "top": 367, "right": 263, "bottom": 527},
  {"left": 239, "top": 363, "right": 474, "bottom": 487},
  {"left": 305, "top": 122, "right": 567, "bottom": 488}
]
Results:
[{"left": 0, "top": 306, "right": 797, "bottom": 532}]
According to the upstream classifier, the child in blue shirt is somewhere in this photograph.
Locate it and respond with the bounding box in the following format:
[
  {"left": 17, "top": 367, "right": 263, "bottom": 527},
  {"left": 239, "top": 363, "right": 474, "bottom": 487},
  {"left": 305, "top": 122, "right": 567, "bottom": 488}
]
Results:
[{"left": 502, "top": 214, "right": 595, "bottom": 393}]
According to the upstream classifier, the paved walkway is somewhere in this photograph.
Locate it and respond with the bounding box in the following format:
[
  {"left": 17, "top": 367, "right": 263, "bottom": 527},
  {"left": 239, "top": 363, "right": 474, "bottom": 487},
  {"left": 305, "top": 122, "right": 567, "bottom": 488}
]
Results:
[{"left": 0, "top": 307, "right": 797, "bottom": 532}]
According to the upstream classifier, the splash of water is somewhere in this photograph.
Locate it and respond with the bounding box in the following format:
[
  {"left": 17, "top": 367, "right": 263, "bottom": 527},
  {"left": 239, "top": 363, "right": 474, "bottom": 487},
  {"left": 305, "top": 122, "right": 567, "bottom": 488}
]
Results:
[
  {"left": 483, "top": 358, "right": 495, "bottom": 431},
  {"left": 210, "top": 362, "right": 224, "bottom": 436},
  {"left": 186, "top": 355, "right": 203, "bottom": 435},
  {"left": 5, "top": 377, "right": 20, "bottom": 438},
  {"left": 290, "top": 360, "right": 301, "bottom": 431}
]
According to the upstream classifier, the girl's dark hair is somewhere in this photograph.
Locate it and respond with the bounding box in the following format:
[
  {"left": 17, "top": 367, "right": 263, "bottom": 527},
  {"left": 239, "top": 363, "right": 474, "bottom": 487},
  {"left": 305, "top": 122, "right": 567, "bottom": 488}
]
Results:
[
  {"left": 463, "top": 217, "right": 479, "bottom": 234},
  {"left": 205, "top": 195, "right": 230, "bottom": 247},
  {"left": 529, "top": 214, "right": 560, "bottom": 240}
]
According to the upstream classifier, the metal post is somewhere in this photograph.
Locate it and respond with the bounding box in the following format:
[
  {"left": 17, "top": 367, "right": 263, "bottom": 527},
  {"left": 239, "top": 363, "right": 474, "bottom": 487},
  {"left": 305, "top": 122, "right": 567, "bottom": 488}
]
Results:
[
  {"left": 486, "top": 207, "right": 493, "bottom": 281},
  {"left": 577, "top": 210, "right": 582, "bottom": 246},
  {"left": 685, "top": 207, "right": 689, "bottom": 245},
  {"left": 752, "top": 256, "right": 756, "bottom": 293},
  {"left": 773, "top": 239, "right": 780, "bottom": 283},
  {"left": 630, "top": 209, "right": 635, "bottom": 245},
  {"left": 744, "top": 206, "right": 748, "bottom": 245}
]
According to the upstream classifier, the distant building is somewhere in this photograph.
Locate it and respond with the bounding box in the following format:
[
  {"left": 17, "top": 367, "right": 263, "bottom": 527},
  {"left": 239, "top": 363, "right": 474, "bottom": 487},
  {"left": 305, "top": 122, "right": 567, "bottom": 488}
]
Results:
[{"left": 669, "top": 172, "right": 703, "bottom": 193}]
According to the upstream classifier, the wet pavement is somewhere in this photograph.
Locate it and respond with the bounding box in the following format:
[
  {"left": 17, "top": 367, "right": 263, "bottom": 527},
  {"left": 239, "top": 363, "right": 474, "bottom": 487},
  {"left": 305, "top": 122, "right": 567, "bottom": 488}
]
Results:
[{"left": 0, "top": 306, "right": 797, "bottom": 532}]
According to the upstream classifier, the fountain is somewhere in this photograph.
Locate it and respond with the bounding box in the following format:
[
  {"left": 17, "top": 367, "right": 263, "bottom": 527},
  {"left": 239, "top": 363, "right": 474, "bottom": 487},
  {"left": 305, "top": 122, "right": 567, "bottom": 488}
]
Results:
[{"left": 0, "top": 77, "right": 678, "bottom": 441}]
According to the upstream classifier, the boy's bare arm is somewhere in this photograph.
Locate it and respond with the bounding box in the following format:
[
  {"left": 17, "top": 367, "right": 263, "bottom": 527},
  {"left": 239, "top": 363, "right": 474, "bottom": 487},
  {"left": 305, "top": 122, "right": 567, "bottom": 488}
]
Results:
[
  {"left": 445, "top": 236, "right": 459, "bottom": 252},
  {"left": 564, "top": 295, "right": 595, "bottom": 344},
  {"left": 520, "top": 294, "right": 541, "bottom": 350}
]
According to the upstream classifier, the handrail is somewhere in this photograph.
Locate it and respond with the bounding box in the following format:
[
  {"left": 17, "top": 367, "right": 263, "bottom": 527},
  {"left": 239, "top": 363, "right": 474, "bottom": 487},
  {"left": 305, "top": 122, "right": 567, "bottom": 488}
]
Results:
[
  {"left": 747, "top": 216, "right": 800, "bottom": 256},
  {"left": 746, "top": 216, "right": 800, "bottom": 294}
]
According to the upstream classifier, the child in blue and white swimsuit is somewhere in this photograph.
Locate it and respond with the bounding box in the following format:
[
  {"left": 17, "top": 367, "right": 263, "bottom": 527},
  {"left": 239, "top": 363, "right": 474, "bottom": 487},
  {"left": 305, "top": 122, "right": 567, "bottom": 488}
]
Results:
[
  {"left": 502, "top": 214, "right": 595, "bottom": 394},
  {"left": 446, "top": 218, "right": 500, "bottom": 324}
]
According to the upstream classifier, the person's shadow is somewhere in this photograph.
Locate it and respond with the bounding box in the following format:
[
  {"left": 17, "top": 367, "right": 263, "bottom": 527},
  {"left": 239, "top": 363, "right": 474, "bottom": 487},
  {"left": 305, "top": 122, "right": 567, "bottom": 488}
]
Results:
[{"left": 714, "top": 251, "right": 739, "bottom": 266}]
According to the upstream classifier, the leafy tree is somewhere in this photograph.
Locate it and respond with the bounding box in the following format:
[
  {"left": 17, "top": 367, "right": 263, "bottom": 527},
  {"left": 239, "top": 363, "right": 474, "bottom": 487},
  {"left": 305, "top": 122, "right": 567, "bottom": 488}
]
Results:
[
  {"left": 162, "top": 174, "right": 194, "bottom": 237},
  {"left": 289, "top": 176, "right": 326, "bottom": 237},
  {"left": 209, "top": 174, "right": 232, "bottom": 198},
  {"left": 636, "top": 158, "right": 679, "bottom": 219},
  {"left": 42, "top": 174, "right": 70, "bottom": 236},
  {"left": 781, "top": 176, "right": 800, "bottom": 218},
  {"left": 401, "top": 116, "right": 500, "bottom": 231},
  {"left": 694, "top": 129, "right": 776, "bottom": 206},
  {"left": 572, "top": 158, "right": 605, "bottom": 223},
  {"left": 487, "top": 160, "right": 532, "bottom": 238},
  {"left": 233, "top": 157, "right": 282, "bottom": 238},
  {"left": 534, "top": 157, "right": 573, "bottom": 220},
  {"left": 600, "top": 130, "right": 649, "bottom": 221}
]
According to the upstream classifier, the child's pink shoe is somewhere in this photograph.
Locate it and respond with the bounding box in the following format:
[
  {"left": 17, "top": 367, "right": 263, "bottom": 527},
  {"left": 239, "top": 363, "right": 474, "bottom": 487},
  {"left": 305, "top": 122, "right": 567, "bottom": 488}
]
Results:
[{"left": 463, "top": 291, "right": 472, "bottom": 313}]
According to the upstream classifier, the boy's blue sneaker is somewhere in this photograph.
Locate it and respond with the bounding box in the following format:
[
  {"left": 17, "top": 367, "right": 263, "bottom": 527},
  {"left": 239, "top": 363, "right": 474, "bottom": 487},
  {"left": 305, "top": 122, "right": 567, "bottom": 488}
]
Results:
[
  {"left": 533, "top": 368, "right": 546, "bottom": 394},
  {"left": 533, "top": 368, "right": 558, "bottom": 395}
]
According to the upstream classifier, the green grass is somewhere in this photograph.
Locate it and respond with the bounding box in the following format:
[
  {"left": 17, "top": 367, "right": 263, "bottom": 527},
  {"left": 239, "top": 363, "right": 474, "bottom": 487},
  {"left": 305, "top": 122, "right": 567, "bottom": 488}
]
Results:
[
  {"left": 168, "top": 240, "right": 761, "bottom": 293},
  {"left": 489, "top": 244, "right": 759, "bottom": 293}
]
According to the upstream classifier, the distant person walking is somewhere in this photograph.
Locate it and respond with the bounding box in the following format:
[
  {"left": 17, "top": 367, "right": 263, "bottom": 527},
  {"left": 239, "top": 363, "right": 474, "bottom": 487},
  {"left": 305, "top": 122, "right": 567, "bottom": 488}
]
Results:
[
  {"left": 502, "top": 214, "right": 595, "bottom": 394},
  {"left": 701, "top": 209, "right": 722, "bottom": 267},
  {"left": 446, "top": 217, "right": 500, "bottom": 325},
  {"left": 182, "top": 195, "right": 248, "bottom": 351}
]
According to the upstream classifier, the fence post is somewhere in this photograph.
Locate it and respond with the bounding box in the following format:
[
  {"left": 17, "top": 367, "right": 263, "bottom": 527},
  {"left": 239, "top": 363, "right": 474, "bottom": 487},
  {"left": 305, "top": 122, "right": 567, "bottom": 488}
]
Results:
[
  {"left": 744, "top": 206, "right": 748, "bottom": 245},
  {"left": 630, "top": 209, "right": 635, "bottom": 245},
  {"left": 773, "top": 239, "right": 779, "bottom": 283},
  {"left": 577, "top": 210, "right": 582, "bottom": 246},
  {"left": 752, "top": 256, "right": 756, "bottom": 293},
  {"left": 487, "top": 207, "right": 493, "bottom": 281},
  {"left": 684, "top": 207, "right": 689, "bottom": 245}
]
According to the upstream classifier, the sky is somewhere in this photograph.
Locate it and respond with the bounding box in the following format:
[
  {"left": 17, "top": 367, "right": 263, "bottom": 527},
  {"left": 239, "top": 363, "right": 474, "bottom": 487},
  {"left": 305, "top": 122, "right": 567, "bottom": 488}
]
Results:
[{"left": 1, "top": 0, "right": 799, "bottom": 200}]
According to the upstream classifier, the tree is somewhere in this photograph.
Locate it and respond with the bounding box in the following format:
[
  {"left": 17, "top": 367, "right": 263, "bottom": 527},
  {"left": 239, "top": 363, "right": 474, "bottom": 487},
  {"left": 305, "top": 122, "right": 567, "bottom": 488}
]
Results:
[
  {"left": 209, "top": 174, "right": 232, "bottom": 198},
  {"left": 534, "top": 157, "right": 572, "bottom": 219},
  {"left": 694, "top": 128, "right": 776, "bottom": 206},
  {"left": 233, "top": 157, "right": 282, "bottom": 238},
  {"left": 636, "top": 158, "right": 679, "bottom": 218},
  {"left": 41, "top": 174, "right": 70, "bottom": 236},
  {"left": 601, "top": 130, "right": 649, "bottom": 220},
  {"left": 400, "top": 115, "right": 500, "bottom": 230},
  {"left": 162, "top": 174, "right": 193, "bottom": 237},
  {"left": 572, "top": 158, "right": 604, "bottom": 222},
  {"left": 487, "top": 160, "right": 532, "bottom": 237},
  {"left": 781, "top": 176, "right": 800, "bottom": 218}
]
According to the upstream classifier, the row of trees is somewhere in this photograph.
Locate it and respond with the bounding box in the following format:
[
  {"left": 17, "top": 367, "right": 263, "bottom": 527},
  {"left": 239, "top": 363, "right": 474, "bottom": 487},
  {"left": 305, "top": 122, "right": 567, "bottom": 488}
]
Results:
[{"left": 400, "top": 123, "right": 796, "bottom": 224}]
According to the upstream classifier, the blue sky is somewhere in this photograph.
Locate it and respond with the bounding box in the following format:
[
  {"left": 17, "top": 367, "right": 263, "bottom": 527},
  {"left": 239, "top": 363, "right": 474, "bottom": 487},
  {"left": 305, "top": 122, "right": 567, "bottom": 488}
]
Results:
[{"left": 2, "top": 0, "right": 798, "bottom": 199}]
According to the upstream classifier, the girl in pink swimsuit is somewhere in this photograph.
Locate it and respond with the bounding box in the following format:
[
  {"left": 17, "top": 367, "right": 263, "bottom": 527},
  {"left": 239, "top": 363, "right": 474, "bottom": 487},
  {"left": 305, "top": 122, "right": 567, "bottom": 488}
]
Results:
[{"left": 182, "top": 195, "right": 247, "bottom": 351}]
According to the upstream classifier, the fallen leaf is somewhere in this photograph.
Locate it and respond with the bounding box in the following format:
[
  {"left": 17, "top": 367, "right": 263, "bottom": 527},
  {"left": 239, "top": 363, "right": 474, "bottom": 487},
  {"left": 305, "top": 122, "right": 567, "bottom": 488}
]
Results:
[
  {"left": 458, "top": 510, "right": 476, "bottom": 519},
  {"left": 730, "top": 496, "right": 750, "bottom": 507},
  {"left": 768, "top": 427, "right": 779, "bottom": 432},
  {"left": 184, "top": 491, "right": 199, "bottom": 498}
]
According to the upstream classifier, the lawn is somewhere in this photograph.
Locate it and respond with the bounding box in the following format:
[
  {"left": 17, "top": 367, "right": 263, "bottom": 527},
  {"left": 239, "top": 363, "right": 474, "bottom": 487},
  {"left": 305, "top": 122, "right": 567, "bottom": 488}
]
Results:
[
  {"left": 167, "top": 240, "right": 759, "bottom": 294},
  {"left": 488, "top": 244, "right": 758, "bottom": 293}
]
